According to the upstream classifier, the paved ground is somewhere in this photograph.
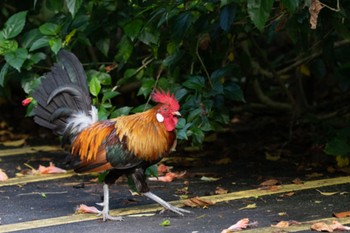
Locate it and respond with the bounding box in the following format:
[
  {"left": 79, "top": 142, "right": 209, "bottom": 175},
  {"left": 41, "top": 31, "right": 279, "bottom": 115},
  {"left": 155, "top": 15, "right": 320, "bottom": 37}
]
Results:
[{"left": 1, "top": 132, "right": 350, "bottom": 232}]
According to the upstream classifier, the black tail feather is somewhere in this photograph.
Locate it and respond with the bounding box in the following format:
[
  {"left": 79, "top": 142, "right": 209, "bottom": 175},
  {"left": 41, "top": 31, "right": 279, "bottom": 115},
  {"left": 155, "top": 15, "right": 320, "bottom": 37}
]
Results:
[{"left": 32, "top": 49, "right": 93, "bottom": 137}]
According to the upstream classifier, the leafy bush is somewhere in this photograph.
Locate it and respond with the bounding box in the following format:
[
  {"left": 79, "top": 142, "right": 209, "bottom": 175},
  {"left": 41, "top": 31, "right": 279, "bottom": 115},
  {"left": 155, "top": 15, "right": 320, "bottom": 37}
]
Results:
[{"left": 1, "top": 0, "right": 350, "bottom": 150}]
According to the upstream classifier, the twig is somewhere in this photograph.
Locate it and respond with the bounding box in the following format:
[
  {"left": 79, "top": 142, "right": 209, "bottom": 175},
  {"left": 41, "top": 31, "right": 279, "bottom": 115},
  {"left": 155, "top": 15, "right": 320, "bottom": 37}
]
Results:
[
  {"left": 320, "top": 0, "right": 340, "bottom": 12},
  {"left": 196, "top": 38, "right": 213, "bottom": 88},
  {"left": 17, "top": 191, "right": 68, "bottom": 196}
]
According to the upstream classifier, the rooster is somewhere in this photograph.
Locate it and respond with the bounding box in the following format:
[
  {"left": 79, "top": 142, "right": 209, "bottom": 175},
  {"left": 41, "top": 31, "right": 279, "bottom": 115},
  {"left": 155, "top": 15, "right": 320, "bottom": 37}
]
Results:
[{"left": 32, "top": 49, "right": 190, "bottom": 221}]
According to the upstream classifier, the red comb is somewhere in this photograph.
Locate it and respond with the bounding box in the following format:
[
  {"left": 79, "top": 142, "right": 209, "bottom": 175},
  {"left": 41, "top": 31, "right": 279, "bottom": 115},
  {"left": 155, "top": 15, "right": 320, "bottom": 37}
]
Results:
[{"left": 151, "top": 89, "right": 180, "bottom": 110}]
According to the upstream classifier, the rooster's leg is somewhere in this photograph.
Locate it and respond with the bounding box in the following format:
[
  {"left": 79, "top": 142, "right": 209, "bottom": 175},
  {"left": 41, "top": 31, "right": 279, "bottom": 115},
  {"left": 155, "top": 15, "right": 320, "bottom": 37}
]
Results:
[
  {"left": 143, "top": 191, "right": 191, "bottom": 216},
  {"left": 96, "top": 184, "right": 123, "bottom": 221}
]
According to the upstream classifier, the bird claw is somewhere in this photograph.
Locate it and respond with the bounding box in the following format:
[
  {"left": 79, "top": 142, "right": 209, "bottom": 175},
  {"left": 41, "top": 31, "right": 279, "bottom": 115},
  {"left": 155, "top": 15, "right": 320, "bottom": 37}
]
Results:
[
  {"left": 162, "top": 204, "right": 192, "bottom": 216},
  {"left": 97, "top": 210, "right": 124, "bottom": 221}
]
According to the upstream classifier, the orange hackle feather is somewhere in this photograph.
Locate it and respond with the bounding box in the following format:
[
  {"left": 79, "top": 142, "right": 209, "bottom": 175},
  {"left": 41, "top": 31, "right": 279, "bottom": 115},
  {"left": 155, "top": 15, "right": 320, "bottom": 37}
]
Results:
[{"left": 71, "top": 106, "right": 176, "bottom": 173}]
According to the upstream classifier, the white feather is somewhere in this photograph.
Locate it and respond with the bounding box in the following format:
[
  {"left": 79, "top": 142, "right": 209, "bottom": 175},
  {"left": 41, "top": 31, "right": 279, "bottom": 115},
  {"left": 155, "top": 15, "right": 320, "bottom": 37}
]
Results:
[{"left": 65, "top": 105, "right": 98, "bottom": 133}]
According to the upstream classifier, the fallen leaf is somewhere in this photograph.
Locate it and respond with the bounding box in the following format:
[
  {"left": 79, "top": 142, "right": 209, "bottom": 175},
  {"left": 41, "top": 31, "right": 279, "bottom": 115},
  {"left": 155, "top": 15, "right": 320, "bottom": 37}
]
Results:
[
  {"left": 292, "top": 178, "right": 303, "bottom": 184},
  {"left": 265, "top": 151, "right": 280, "bottom": 161},
  {"left": 160, "top": 219, "right": 171, "bottom": 227},
  {"left": 239, "top": 203, "right": 256, "bottom": 210},
  {"left": 333, "top": 211, "right": 350, "bottom": 218},
  {"left": 200, "top": 176, "right": 222, "bottom": 182},
  {"left": 0, "top": 169, "right": 8, "bottom": 181},
  {"left": 221, "top": 218, "right": 252, "bottom": 233},
  {"left": 278, "top": 212, "right": 287, "bottom": 216},
  {"left": 148, "top": 171, "right": 186, "bottom": 182},
  {"left": 311, "top": 222, "right": 334, "bottom": 232},
  {"left": 38, "top": 162, "right": 67, "bottom": 174},
  {"left": 212, "top": 157, "right": 232, "bottom": 165},
  {"left": 336, "top": 155, "right": 349, "bottom": 168},
  {"left": 183, "top": 197, "right": 214, "bottom": 208},
  {"left": 2, "top": 138, "right": 26, "bottom": 147},
  {"left": 215, "top": 186, "right": 229, "bottom": 195},
  {"left": 157, "top": 164, "right": 170, "bottom": 175},
  {"left": 260, "top": 179, "right": 280, "bottom": 186},
  {"left": 279, "top": 192, "right": 295, "bottom": 198},
  {"left": 75, "top": 204, "right": 100, "bottom": 214},
  {"left": 272, "top": 221, "right": 289, "bottom": 228},
  {"left": 316, "top": 189, "right": 339, "bottom": 196},
  {"left": 306, "top": 172, "right": 323, "bottom": 178},
  {"left": 331, "top": 220, "right": 350, "bottom": 231}
]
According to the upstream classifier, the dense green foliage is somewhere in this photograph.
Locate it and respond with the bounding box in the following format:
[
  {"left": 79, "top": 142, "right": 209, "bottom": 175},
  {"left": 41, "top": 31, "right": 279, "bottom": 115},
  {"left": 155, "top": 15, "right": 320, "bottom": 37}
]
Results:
[{"left": 1, "top": 0, "right": 350, "bottom": 154}]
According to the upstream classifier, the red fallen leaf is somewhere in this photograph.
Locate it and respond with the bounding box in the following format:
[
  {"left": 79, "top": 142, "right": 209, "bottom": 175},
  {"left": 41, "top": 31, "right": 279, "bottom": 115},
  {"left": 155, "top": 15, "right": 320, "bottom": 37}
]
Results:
[
  {"left": 0, "top": 169, "right": 8, "bottom": 181},
  {"left": 260, "top": 179, "right": 280, "bottom": 186},
  {"left": 148, "top": 171, "right": 186, "bottom": 182},
  {"left": 221, "top": 218, "right": 256, "bottom": 233},
  {"left": 157, "top": 163, "right": 170, "bottom": 175},
  {"left": 331, "top": 221, "right": 350, "bottom": 231},
  {"left": 75, "top": 204, "right": 100, "bottom": 214},
  {"left": 279, "top": 192, "right": 295, "bottom": 197},
  {"left": 38, "top": 162, "right": 67, "bottom": 174},
  {"left": 333, "top": 211, "right": 350, "bottom": 218}
]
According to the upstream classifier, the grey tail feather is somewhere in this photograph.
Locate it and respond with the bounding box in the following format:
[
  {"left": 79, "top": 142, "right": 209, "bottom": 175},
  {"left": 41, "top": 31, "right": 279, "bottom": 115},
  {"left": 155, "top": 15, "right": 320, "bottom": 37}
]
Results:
[{"left": 32, "top": 49, "right": 96, "bottom": 141}]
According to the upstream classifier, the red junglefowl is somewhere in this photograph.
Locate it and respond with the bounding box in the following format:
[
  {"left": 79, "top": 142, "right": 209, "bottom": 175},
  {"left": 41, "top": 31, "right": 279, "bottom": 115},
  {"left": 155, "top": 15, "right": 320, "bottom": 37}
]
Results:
[{"left": 32, "top": 49, "right": 190, "bottom": 221}]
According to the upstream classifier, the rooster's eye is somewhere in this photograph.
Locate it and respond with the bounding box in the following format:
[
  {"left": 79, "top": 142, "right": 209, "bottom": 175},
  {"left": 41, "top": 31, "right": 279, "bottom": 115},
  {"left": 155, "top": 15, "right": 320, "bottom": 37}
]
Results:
[{"left": 163, "top": 107, "right": 168, "bottom": 111}]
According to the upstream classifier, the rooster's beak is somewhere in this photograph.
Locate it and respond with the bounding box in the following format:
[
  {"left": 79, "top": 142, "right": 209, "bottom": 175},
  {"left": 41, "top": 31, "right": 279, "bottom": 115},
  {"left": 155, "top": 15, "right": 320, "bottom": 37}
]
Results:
[{"left": 173, "top": 111, "right": 181, "bottom": 116}]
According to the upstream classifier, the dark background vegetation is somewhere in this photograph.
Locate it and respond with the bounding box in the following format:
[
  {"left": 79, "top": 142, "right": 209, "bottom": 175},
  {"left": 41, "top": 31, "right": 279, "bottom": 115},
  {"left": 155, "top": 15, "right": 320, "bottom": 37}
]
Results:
[{"left": 0, "top": 0, "right": 350, "bottom": 164}]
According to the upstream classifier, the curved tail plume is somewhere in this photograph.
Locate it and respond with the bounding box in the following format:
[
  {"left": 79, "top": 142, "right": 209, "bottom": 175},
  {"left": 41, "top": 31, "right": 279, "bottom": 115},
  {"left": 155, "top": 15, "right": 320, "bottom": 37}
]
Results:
[{"left": 32, "top": 50, "right": 97, "bottom": 142}]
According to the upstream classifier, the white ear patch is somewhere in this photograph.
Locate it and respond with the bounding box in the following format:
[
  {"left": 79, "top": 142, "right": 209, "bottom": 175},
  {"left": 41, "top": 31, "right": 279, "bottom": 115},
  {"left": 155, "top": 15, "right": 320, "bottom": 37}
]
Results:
[{"left": 156, "top": 113, "right": 164, "bottom": 122}]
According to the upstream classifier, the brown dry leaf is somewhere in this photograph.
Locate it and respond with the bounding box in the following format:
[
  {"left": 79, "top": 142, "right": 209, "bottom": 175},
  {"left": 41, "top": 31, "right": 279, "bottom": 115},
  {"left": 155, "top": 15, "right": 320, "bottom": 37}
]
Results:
[
  {"left": 38, "top": 162, "right": 67, "bottom": 174},
  {"left": 311, "top": 222, "right": 334, "bottom": 232},
  {"left": 183, "top": 197, "right": 214, "bottom": 208},
  {"left": 260, "top": 179, "right": 280, "bottom": 186},
  {"left": 309, "top": 0, "right": 324, "bottom": 29},
  {"left": 279, "top": 192, "right": 295, "bottom": 198},
  {"left": 157, "top": 163, "right": 171, "bottom": 175},
  {"left": 239, "top": 203, "right": 257, "bottom": 210},
  {"left": 272, "top": 221, "right": 289, "bottom": 228},
  {"left": 221, "top": 218, "right": 251, "bottom": 233},
  {"left": 215, "top": 186, "right": 229, "bottom": 195},
  {"left": 292, "top": 178, "right": 303, "bottom": 184},
  {"left": 0, "top": 169, "right": 8, "bottom": 181},
  {"left": 333, "top": 211, "right": 350, "bottom": 218},
  {"left": 75, "top": 204, "right": 100, "bottom": 214}
]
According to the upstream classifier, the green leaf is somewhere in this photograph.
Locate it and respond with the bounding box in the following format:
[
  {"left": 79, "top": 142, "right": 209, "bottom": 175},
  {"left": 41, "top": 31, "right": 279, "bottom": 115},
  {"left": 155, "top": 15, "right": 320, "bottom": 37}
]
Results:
[
  {"left": 21, "top": 29, "right": 42, "bottom": 49},
  {"left": 89, "top": 76, "right": 101, "bottom": 97},
  {"left": 29, "top": 52, "right": 47, "bottom": 65},
  {"left": 115, "top": 35, "right": 133, "bottom": 63},
  {"left": 139, "top": 26, "right": 160, "bottom": 45},
  {"left": 183, "top": 76, "right": 205, "bottom": 90},
  {"left": 1, "top": 11, "right": 28, "bottom": 39},
  {"left": 111, "top": 106, "right": 132, "bottom": 118},
  {"left": 96, "top": 38, "right": 110, "bottom": 57},
  {"left": 98, "top": 170, "right": 109, "bottom": 183},
  {"left": 0, "top": 63, "right": 9, "bottom": 86},
  {"left": 4, "top": 48, "right": 28, "bottom": 72},
  {"left": 39, "top": 23, "right": 61, "bottom": 36},
  {"left": 173, "top": 12, "right": 192, "bottom": 40},
  {"left": 102, "top": 91, "right": 119, "bottom": 103},
  {"left": 0, "top": 40, "right": 18, "bottom": 55},
  {"left": 123, "top": 19, "right": 143, "bottom": 41},
  {"left": 65, "top": 0, "right": 83, "bottom": 18},
  {"left": 160, "top": 219, "right": 171, "bottom": 227},
  {"left": 219, "top": 4, "right": 236, "bottom": 31},
  {"left": 280, "top": 0, "right": 299, "bottom": 13},
  {"left": 247, "top": 0, "right": 274, "bottom": 31},
  {"left": 325, "top": 138, "right": 350, "bottom": 156},
  {"left": 29, "top": 37, "right": 49, "bottom": 51},
  {"left": 49, "top": 38, "right": 62, "bottom": 54}
]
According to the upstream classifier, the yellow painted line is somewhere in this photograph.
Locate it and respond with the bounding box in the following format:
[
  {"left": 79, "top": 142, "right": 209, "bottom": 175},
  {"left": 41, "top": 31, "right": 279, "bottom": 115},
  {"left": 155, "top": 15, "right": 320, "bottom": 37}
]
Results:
[
  {"left": 0, "top": 170, "right": 76, "bottom": 187},
  {"left": 0, "top": 176, "right": 349, "bottom": 232},
  {"left": 243, "top": 217, "right": 350, "bottom": 232},
  {"left": 0, "top": 145, "right": 62, "bottom": 157}
]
